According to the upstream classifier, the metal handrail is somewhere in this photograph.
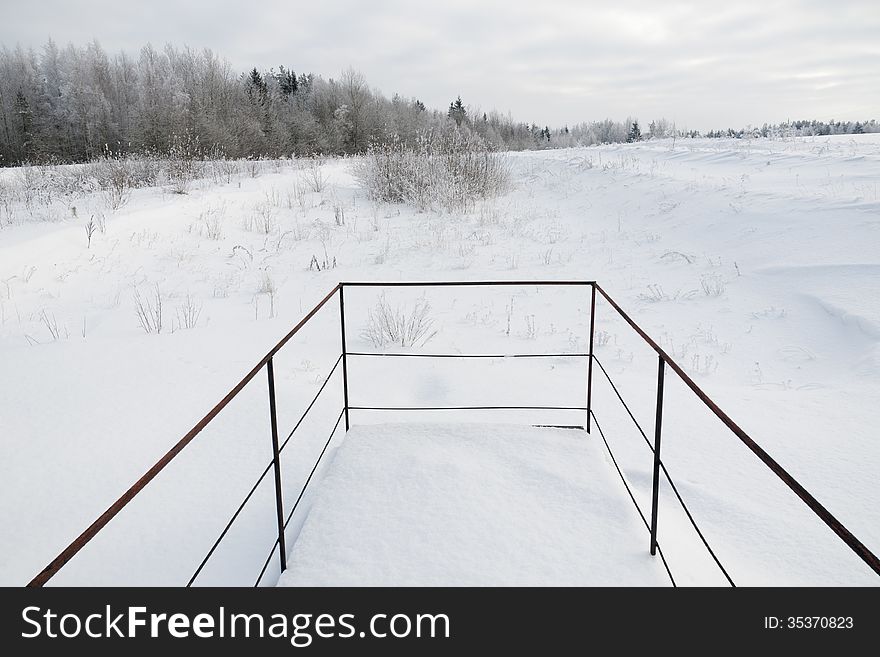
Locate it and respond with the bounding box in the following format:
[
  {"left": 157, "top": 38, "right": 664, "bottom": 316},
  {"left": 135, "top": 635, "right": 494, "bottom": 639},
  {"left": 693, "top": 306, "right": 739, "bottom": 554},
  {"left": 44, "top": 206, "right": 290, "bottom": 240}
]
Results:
[
  {"left": 27, "top": 285, "right": 341, "bottom": 587},
  {"left": 26, "top": 280, "right": 880, "bottom": 587},
  {"left": 592, "top": 282, "right": 880, "bottom": 578}
]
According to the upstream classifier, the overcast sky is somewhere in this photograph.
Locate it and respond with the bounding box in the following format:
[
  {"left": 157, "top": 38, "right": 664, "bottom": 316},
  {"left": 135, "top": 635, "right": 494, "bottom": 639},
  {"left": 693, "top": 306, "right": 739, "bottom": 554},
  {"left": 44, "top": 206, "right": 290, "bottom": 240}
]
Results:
[{"left": 2, "top": 0, "right": 877, "bottom": 131}]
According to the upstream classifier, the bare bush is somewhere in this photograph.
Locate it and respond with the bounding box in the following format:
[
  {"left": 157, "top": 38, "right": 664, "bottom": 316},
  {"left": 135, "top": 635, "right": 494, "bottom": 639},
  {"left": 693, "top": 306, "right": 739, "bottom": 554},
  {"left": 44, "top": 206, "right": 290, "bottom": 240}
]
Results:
[
  {"left": 286, "top": 182, "right": 309, "bottom": 213},
  {"left": 96, "top": 147, "right": 133, "bottom": 210},
  {"left": 256, "top": 271, "right": 277, "bottom": 319},
  {"left": 84, "top": 216, "right": 97, "bottom": 248},
  {"left": 134, "top": 284, "right": 164, "bottom": 334},
  {"left": 637, "top": 284, "right": 697, "bottom": 303},
  {"left": 361, "top": 293, "right": 437, "bottom": 348},
  {"left": 212, "top": 156, "right": 239, "bottom": 184},
  {"left": 257, "top": 270, "right": 276, "bottom": 295},
  {"left": 700, "top": 274, "right": 726, "bottom": 297},
  {"left": 165, "top": 132, "right": 204, "bottom": 194},
  {"left": 175, "top": 294, "right": 202, "bottom": 330},
  {"left": 302, "top": 156, "right": 327, "bottom": 192},
  {"left": 595, "top": 330, "right": 614, "bottom": 347},
  {"left": 308, "top": 253, "right": 337, "bottom": 271},
  {"left": 0, "top": 179, "right": 12, "bottom": 226},
  {"left": 265, "top": 188, "right": 283, "bottom": 208},
  {"left": 199, "top": 203, "right": 226, "bottom": 240},
  {"left": 39, "top": 309, "right": 65, "bottom": 341},
  {"left": 246, "top": 158, "right": 262, "bottom": 179},
  {"left": 202, "top": 214, "right": 223, "bottom": 240},
  {"left": 352, "top": 129, "right": 509, "bottom": 212},
  {"left": 308, "top": 220, "right": 336, "bottom": 270},
  {"left": 243, "top": 202, "right": 276, "bottom": 234}
]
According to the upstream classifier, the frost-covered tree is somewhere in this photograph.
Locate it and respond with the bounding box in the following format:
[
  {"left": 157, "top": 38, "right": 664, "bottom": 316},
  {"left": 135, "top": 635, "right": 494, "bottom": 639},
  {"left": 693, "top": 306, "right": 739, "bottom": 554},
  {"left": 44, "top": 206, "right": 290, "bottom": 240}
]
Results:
[
  {"left": 448, "top": 96, "right": 467, "bottom": 126},
  {"left": 1, "top": 37, "right": 874, "bottom": 165},
  {"left": 274, "top": 65, "right": 297, "bottom": 96},
  {"left": 628, "top": 120, "right": 641, "bottom": 142}
]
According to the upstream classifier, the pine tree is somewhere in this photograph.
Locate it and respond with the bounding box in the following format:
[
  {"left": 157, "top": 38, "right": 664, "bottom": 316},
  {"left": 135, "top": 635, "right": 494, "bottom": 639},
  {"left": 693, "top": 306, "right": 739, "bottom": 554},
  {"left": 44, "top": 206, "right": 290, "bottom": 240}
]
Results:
[
  {"left": 13, "top": 90, "right": 35, "bottom": 159},
  {"left": 628, "top": 120, "right": 641, "bottom": 142},
  {"left": 246, "top": 68, "right": 268, "bottom": 104},
  {"left": 448, "top": 96, "right": 466, "bottom": 125},
  {"left": 275, "top": 66, "right": 298, "bottom": 96}
]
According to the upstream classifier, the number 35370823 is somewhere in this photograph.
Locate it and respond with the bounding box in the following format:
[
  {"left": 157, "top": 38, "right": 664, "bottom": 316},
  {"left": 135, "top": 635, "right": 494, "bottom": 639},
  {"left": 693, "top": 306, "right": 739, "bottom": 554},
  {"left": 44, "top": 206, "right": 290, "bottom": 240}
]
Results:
[{"left": 764, "top": 616, "right": 853, "bottom": 629}]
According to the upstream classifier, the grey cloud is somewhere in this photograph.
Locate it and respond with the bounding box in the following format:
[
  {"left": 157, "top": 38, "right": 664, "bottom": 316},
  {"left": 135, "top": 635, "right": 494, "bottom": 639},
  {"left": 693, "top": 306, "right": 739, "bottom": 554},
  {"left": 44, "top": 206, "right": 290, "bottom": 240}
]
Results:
[{"left": 0, "top": 0, "right": 876, "bottom": 130}]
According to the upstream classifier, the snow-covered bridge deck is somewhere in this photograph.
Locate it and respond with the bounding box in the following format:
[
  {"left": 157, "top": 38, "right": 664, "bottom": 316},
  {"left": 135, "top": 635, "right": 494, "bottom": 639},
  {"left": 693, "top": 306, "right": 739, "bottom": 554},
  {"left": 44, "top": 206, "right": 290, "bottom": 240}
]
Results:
[{"left": 277, "top": 423, "right": 669, "bottom": 586}]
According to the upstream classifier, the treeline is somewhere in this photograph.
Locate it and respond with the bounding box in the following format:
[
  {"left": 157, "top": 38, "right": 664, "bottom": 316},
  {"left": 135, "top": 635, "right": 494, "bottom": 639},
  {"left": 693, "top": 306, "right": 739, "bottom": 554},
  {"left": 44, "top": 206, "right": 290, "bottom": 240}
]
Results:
[
  {"left": 1, "top": 40, "right": 876, "bottom": 166},
  {"left": 0, "top": 40, "right": 587, "bottom": 165},
  {"left": 703, "top": 119, "right": 880, "bottom": 139}
]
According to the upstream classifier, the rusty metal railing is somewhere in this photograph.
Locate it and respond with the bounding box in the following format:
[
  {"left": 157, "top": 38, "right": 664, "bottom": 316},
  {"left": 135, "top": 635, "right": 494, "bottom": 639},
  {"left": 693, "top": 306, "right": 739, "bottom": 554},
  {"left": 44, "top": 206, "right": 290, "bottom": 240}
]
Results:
[{"left": 27, "top": 281, "right": 880, "bottom": 587}]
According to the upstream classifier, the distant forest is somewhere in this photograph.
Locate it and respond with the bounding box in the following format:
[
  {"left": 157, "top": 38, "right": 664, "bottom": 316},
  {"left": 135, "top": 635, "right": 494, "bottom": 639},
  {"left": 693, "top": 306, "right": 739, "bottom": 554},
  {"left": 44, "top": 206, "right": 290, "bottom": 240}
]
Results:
[{"left": 0, "top": 40, "right": 877, "bottom": 165}]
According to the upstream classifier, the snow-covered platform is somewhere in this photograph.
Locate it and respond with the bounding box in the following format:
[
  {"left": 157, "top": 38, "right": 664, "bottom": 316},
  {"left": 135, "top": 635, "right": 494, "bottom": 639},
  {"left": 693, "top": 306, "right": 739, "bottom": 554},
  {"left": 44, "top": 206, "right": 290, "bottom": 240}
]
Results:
[{"left": 277, "top": 423, "right": 669, "bottom": 586}]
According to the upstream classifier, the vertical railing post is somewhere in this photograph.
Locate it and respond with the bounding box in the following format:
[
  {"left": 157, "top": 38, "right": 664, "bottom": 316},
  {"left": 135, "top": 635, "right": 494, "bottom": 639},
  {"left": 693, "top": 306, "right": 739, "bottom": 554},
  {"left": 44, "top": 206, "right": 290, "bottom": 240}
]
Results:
[
  {"left": 266, "top": 357, "right": 287, "bottom": 573},
  {"left": 586, "top": 283, "right": 597, "bottom": 433},
  {"left": 649, "top": 355, "right": 665, "bottom": 556},
  {"left": 339, "top": 285, "right": 350, "bottom": 431}
]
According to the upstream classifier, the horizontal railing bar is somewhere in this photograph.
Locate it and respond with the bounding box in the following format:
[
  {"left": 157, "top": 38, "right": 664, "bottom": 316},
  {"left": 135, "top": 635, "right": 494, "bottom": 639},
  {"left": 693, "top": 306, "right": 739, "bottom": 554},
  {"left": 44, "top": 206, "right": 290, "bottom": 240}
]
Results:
[
  {"left": 187, "top": 353, "right": 344, "bottom": 587},
  {"left": 590, "top": 411, "right": 649, "bottom": 531},
  {"left": 282, "top": 408, "right": 347, "bottom": 532},
  {"left": 593, "top": 370, "right": 733, "bottom": 584},
  {"left": 30, "top": 278, "right": 879, "bottom": 588},
  {"left": 347, "top": 352, "right": 589, "bottom": 359},
  {"left": 27, "top": 285, "right": 341, "bottom": 588},
  {"left": 590, "top": 410, "right": 675, "bottom": 587},
  {"left": 657, "top": 459, "right": 735, "bottom": 586},
  {"left": 594, "top": 282, "right": 880, "bottom": 577},
  {"left": 279, "top": 354, "right": 344, "bottom": 451},
  {"left": 340, "top": 280, "right": 595, "bottom": 287},
  {"left": 592, "top": 355, "right": 653, "bottom": 452},
  {"left": 255, "top": 407, "right": 346, "bottom": 588},
  {"left": 187, "top": 460, "right": 274, "bottom": 587},
  {"left": 349, "top": 405, "right": 589, "bottom": 411}
]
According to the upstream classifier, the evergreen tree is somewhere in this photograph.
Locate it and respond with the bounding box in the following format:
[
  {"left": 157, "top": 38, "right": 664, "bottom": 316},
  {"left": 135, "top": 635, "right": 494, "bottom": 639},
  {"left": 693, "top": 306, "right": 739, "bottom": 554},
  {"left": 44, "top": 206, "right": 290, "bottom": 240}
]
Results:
[
  {"left": 448, "top": 96, "right": 466, "bottom": 125},
  {"left": 13, "top": 90, "right": 35, "bottom": 159},
  {"left": 246, "top": 68, "right": 268, "bottom": 103},
  {"left": 275, "top": 66, "right": 298, "bottom": 96},
  {"left": 628, "top": 120, "right": 641, "bottom": 142}
]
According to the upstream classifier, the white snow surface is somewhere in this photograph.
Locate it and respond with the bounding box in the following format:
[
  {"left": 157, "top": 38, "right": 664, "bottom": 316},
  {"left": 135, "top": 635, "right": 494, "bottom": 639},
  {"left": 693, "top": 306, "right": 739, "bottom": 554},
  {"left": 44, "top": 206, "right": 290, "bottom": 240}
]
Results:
[
  {"left": 2, "top": 135, "right": 879, "bottom": 586},
  {"left": 277, "top": 423, "right": 668, "bottom": 587}
]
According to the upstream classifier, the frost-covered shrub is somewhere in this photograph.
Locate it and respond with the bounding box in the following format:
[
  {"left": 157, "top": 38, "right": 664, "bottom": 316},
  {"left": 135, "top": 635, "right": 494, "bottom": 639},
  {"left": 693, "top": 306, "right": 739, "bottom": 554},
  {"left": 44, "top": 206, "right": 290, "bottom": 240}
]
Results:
[
  {"left": 700, "top": 274, "right": 726, "bottom": 297},
  {"left": 0, "top": 139, "right": 298, "bottom": 227},
  {"left": 94, "top": 148, "right": 133, "bottom": 210},
  {"left": 302, "top": 156, "right": 327, "bottom": 192},
  {"left": 353, "top": 129, "right": 509, "bottom": 212},
  {"left": 0, "top": 179, "right": 12, "bottom": 226},
  {"left": 164, "top": 132, "right": 206, "bottom": 194},
  {"left": 361, "top": 293, "right": 437, "bottom": 348}
]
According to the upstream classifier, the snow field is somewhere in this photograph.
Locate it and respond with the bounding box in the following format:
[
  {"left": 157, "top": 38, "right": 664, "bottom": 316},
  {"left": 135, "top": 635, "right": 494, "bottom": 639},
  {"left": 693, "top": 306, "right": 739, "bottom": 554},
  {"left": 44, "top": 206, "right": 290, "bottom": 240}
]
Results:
[
  {"left": 1, "top": 134, "right": 879, "bottom": 585},
  {"left": 277, "top": 423, "right": 669, "bottom": 586}
]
